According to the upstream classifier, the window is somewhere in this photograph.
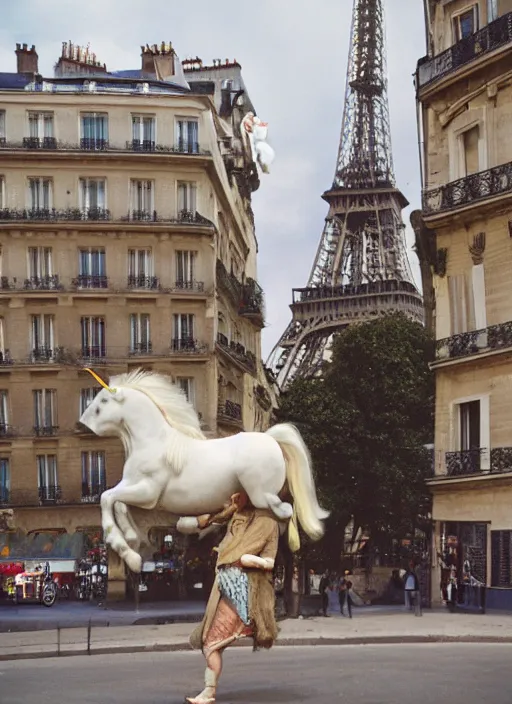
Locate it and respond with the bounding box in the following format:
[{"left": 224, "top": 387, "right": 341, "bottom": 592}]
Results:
[
  {"left": 80, "top": 387, "right": 100, "bottom": 415},
  {"left": 177, "top": 181, "right": 197, "bottom": 215},
  {"left": 176, "top": 377, "right": 196, "bottom": 407},
  {"left": 28, "top": 247, "right": 52, "bottom": 279},
  {"left": 0, "top": 458, "right": 9, "bottom": 504},
  {"left": 459, "top": 401, "right": 480, "bottom": 451},
  {"left": 453, "top": 6, "right": 478, "bottom": 41},
  {"left": 462, "top": 125, "right": 480, "bottom": 176},
  {"left": 80, "top": 113, "right": 108, "bottom": 149},
  {"left": 78, "top": 248, "right": 106, "bottom": 288},
  {"left": 0, "top": 111, "right": 5, "bottom": 141},
  {"left": 488, "top": 0, "right": 498, "bottom": 22},
  {"left": 0, "top": 176, "right": 4, "bottom": 210},
  {"left": 132, "top": 115, "right": 155, "bottom": 150},
  {"left": 30, "top": 314, "right": 55, "bottom": 360},
  {"left": 128, "top": 249, "right": 153, "bottom": 288},
  {"left": 79, "top": 178, "right": 107, "bottom": 215},
  {"left": 33, "top": 389, "right": 57, "bottom": 433},
  {"left": 26, "top": 112, "right": 54, "bottom": 148},
  {"left": 28, "top": 178, "right": 52, "bottom": 211},
  {"left": 0, "top": 390, "right": 9, "bottom": 432},
  {"left": 81, "top": 316, "right": 106, "bottom": 358},
  {"left": 81, "top": 451, "right": 106, "bottom": 500},
  {"left": 0, "top": 317, "right": 5, "bottom": 357},
  {"left": 176, "top": 250, "right": 196, "bottom": 287},
  {"left": 492, "top": 531, "right": 512, "bottom": 587},
  {"left": 130, "top": 313, "right": 151, "bottom": 354},
  {"left": 130, "top": 180, "right": 154, "bottom": 219},
  {"left": 448, "top": 274, "right": 474, "bottom": 335},
  {"left": 172, "top": 313, "right": 195, "bottom": 350},
  {"left": 176, "top": 118, "right": 199, "bottom": 153},
  {"left": 37, "top": 455, "right": 58, "bottom": 501}
]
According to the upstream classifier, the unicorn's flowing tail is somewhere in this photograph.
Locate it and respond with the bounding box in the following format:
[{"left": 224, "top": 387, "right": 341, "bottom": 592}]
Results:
[{"left": 266, "top": 423, "right": 329, "bottom": 544}]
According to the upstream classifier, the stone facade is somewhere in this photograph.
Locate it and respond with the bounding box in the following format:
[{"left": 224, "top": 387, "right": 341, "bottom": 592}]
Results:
[
  {"left": 0, "top": 42, "right": 277, "bottom": 591},
  {"left": 417, "top": 0, "right": 512, "bottom": 606}
]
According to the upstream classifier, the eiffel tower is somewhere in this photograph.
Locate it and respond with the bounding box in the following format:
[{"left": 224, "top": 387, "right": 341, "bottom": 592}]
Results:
[{"left": 268, "top": 0, "right": 424, "bottom": 387}]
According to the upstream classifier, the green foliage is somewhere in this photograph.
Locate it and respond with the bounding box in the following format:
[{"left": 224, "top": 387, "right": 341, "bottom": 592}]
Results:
[{"left": 276, "top": 313, "right": 434, "bottom": 563}]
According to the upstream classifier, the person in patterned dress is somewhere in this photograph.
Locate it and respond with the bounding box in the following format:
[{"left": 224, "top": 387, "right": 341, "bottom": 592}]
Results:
[{"left": 185, "top": 491, "right": 281, "bottom": 704}]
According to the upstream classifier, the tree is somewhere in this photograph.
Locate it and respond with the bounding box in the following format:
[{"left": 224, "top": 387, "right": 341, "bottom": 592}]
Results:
[{"left": 276, "top": 313, "right": 434, "bottom": 566}]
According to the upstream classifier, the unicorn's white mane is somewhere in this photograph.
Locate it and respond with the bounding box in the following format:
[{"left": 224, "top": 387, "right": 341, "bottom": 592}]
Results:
[{"left": 110, "top": 369, "right": 206, "bottom": 441}]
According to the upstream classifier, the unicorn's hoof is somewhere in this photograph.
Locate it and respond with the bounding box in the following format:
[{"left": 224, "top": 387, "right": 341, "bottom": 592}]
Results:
[
  {"left": 177, "top": 517, "right": 201, "bottom": 534},
  {"left": 276, "top": 502, "right": 293, "bottom": 520},
  {"left": 125, "top": 551, "right": 142, "bottom": 573}
]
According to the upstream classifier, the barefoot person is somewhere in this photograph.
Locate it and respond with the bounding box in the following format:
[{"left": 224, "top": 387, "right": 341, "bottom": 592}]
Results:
[{"left": 184, "top": 492, "right": 280, "bottom": 704}]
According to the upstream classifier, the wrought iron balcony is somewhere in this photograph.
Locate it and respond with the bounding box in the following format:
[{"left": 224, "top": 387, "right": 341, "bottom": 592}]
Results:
[
  {"left": 446, "top": 449, "right": 483, "bottom": 476},
  {"left": 174, "top": 140, "right": 200, "bottom": 154},
  {"left": 33, "top": 425, "right": 59, "bottom": 437},
  {"left": 239, "top": 278, "right": 265, "bottom": 325},
  {"left": 218, "top": 400, "right": 243, "bottom": 423},
  {"left": 173, "top": 280, "right": 205, "bottom": 293},
  {"left": 127, "top": 275, "right": 159, "bottom": 290},
  {"left": 216, "top": 333, "right": 257, "bottom": 374},
  {"left": 80, "top": 346, "right": 107, "bottom": 362},
  {"left": 0, "top": 350, "right": 13, "bottom": 365},
  {"left": 81, "top": 483, "right": 105, "bottom": 503},
  {"left": 127, "top": 210, "right": 157, "bottom": 222},
  {"left": 0, "top": 424, "right": 15, "bottom": 438},
  {"left": 126, "top": 140, "right": 156, "bottom": 152},
  {"left": 38, "top": 485, "right": 62, "bottom": 505},
  {"left": 31, "top": 347, "right": 55, "bottom": 363},
  {"left": 22, "top": 137, "right": 57, "bottom": 149},
  {"left": 129, "top": 342, "right": 153, "bottom": 355},
  {"left": 170, "top": 338, "right": 207, "bottom": 354},
  {"left": 418, "top": 12, "right": 512, "bottom": 88},
  {"left": 490, "top": 447, "right": 512, "bottom": 474},
  {"left": 0, "top": 207, "right": 111, "bottom": 222},
  {"left": 73, "top": 274, "right": 109, "bottom": 289},
  {"left": 24, "top": 275, "right": 62, "bottom": 291},
  {"left": 423, "top": 159, "right": 512, "bottom": 215},
  {"left": 0, "top": 486, "right": 9, "bottom": 505},
  {"left": 436, "top": 320, "right": 512, "bottom": 361},
  {"left": 255, "top": 384, "right": 272, "bottom": 412},
  {"left": 216, "top": 259, "right": 243, "bottom": 306},
  {"left": 80, "top": 138, "right": 109, "bottom": 151}
]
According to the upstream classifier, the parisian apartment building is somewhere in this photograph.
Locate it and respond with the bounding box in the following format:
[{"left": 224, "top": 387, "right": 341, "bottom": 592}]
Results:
[
  {"left": 0, "top": 41, "right": 276, "bottom": 556},
  {"left": 417, "top": 0, "right": 512, "bottom": 608}
]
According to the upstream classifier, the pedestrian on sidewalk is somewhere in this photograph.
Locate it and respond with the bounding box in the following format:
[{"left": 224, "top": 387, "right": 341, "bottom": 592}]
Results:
[
  {"left": 345, "top": 579, "right": 353, "bottom": 618},
  {"left": 403, "top": 561, "right": 421, "bottom": 616},
  {"left": 338, "top": 570, "right": 353, "bottom": 617},
  {"left": 319, "top": 569, "right": 331, "bottom": 617}
]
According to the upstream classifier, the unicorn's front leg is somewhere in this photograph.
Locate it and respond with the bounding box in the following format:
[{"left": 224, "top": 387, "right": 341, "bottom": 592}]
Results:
[{"left": 101, "top": 480, "right": 160, "bottom": 573}]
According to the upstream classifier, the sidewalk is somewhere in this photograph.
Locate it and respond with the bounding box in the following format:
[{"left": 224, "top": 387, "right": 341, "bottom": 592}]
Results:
[{"left": 1, "top": 609, "right": 512, "bottom": 661}]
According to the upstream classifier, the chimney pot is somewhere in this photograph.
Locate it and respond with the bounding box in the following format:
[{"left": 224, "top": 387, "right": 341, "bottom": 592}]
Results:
[
  {"left": 22, "top": 43, "right": 27, "bottom": 50},
  {"left": 16, "top": 43, "right": 21, "bottom": 51},
  {"left": 15, "top": 42, "right": 38, "bottom": 75}
]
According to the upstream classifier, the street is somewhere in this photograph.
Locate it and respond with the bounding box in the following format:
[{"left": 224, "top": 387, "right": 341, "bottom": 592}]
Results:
[{"left": 1, "top": 644, "right": 511, "bottom": 703}]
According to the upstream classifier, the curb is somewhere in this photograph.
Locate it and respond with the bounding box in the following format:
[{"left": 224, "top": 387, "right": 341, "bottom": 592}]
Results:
[{"left": 2, "top": 634, "right": 512, "bottom": 662}]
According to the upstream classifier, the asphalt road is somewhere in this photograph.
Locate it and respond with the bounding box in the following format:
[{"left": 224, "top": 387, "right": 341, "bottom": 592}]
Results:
[{"left": 1, "top": 644, "right": 511, "bottom": 703}]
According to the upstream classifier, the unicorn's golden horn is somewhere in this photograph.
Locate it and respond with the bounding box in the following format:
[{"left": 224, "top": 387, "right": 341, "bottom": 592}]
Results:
[{"left": 83, "top": 367, "right": 116, "bottom": 392}]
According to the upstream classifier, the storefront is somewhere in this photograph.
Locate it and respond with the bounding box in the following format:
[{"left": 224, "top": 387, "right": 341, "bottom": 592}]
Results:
[{"left": 438, "top": 521, "right": 487, "bottom": 610}]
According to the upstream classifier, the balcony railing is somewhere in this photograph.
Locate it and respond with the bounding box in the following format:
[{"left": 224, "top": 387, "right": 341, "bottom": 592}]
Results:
[
  {"left": 33, "top": 425, "right": 59, "bottom": 437},
  {"left": 216, "top": 333, "right": 257, "bottom": 374},
  {"left": 24, "top": 275, "right": 62, "bottom": 291},
  {"left": 38, "top": 485, "right": 62, "bottom": 505},
  {"left": 31, "top": 347, "right": 56, "bottom": 363},
  {"left": 129, "top": 342, "right": 153, "bottom": 355},
  {"left": 127, "top": 275, "right": 159, "bottom": 290},
  {"left": 0, "top": 207, "right": 111, "bottom": 222},
  {"left": 218, "top": 400, "right": 243, "bottom": 424},
  {"left": 418, "top": 11, "right": 512, "bottom": 88},
  {"left": 0, "top": 486, "right": 9, "bottom": 505},
  {"left": 80, "top": 346, "right": 107, "bottom": 362},
  {"left": 0, "top": 424, "right": 16, "bottom": 438},
  {"left": 73, "top": 274, "right": 109, "bottom": 289},
  {"left": 22, "top": 137, "right": 57, "bottom": 150},
  {"left": 441, "top": 447, "right": 512, "bottom": 478},
  {"left": 81, "top": 483, "right": 105, "bottom": 503},
  {"left": 172, "top": 280, "right": 205, "bottom": 293},
  {"left": 80, "top": 138, "right": 109, "bottom": 151},
  {"left": 170, "top": 338, "right": 208, "bottom": 354},
  {"left": 127, "top": 140, "right": 156, "bottom": 152},
  {"left": 239, "top": 278, "right": 265, "bottom": 324},
  {"left": 127, "top": 210, "right": 157, "bottom": 222},
  {"left": 446, "top": 449, "right": 483, "bottom": 476},
  {"left": 436, "top": 320, "right": 512, "bottom": 361},
  {"left": 423, "top": 160, "right": 512, "bottom": 215}
]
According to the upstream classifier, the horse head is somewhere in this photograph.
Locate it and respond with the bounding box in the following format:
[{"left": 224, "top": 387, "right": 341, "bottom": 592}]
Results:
[{"left": 79, "top": 385, "right": 127, "bottom": 436}]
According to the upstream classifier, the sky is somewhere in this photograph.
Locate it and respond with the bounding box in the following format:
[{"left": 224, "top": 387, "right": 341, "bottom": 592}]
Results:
[{"left": 0, "top": 0, "right": 427, "bottom": 359}]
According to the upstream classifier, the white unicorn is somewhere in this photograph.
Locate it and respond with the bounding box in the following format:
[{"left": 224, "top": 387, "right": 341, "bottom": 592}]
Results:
[
  {"left": 241, "top": 112, "right": 275, "bottom": 174},
  {"left": 79, "top": 369, "right": 328, "bottom": 573}
]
